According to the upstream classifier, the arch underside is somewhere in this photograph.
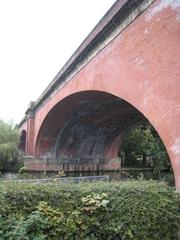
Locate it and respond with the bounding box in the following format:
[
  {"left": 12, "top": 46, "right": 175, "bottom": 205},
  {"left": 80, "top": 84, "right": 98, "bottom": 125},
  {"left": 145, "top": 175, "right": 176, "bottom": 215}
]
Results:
[
  {"left": 36, "top": 91, "right": 147, "bottom": 168},
  {"left": 19, "top": 130, "right": 26, "bottom": 153}
]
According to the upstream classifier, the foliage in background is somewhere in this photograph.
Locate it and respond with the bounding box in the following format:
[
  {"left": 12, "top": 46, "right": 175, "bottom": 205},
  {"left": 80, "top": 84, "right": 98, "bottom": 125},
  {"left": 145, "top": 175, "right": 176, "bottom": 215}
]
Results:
[
  {"left": 119, "top": 124, "right": 171, "bottom": 176},
  {"left": 0, "top": 120, "right": 20, "bottom": 171},
  {"left": 0, "top": 181, "right": 179, "bottom": 239}
]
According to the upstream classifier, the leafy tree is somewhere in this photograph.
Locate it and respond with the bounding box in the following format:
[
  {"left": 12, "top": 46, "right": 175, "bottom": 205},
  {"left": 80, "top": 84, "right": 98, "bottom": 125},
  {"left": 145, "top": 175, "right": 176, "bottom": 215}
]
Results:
[
  {"left": 119, "top": 123, "right": 171, "bottom": 176},
  {"left": 0, "top": 120, "right": 19, "bottom": 171}
]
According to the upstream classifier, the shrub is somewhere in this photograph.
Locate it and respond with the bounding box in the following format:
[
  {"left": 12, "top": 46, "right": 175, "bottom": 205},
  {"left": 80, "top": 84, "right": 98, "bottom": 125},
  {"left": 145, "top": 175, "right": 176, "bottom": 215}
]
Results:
[{"left": 0, "top": 181, "right": 179, "bottom": 239}]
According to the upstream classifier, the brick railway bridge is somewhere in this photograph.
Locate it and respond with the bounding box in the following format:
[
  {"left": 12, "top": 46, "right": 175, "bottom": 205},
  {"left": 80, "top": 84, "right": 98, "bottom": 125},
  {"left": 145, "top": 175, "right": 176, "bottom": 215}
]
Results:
[{"left": 19, "top": 0, "right": 180, "bottom": 189}]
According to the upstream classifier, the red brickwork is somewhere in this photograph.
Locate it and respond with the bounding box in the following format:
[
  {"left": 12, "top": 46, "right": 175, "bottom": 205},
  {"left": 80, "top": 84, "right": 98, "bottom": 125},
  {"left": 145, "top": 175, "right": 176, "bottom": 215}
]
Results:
[{"left": 19, "top": 0, "right": 180, "bottom": 189}]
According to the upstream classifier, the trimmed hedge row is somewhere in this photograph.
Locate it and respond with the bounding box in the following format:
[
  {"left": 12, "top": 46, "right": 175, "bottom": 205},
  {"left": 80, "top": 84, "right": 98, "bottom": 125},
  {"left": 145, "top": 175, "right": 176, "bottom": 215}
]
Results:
[{"left": 0, "top": 180, "right": 179, "bottom": 239}]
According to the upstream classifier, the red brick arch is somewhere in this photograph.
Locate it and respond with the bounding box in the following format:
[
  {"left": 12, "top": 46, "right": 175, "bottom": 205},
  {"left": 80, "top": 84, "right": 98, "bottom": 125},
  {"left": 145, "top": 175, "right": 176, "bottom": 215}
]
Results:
[
  {"left": 20, "top": 0, "right": 180, "bottom": 189},
  {"left": 35, "top": 90, "right": 146, "bottom": 159}
]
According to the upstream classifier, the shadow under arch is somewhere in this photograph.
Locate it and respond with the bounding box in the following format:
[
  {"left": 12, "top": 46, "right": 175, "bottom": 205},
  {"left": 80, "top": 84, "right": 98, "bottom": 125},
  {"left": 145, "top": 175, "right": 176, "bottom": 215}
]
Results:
[
  {"left": 35, "top": 90, "right": 171, "bottom": 173},
  {"left": 19, "top": 130, "right": 27, "bottom": 153}
]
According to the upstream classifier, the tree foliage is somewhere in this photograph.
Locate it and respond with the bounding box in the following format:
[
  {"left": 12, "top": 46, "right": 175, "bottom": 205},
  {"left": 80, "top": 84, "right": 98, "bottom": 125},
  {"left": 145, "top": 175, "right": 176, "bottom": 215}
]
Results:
[
  {"left": 0, "top": 120, "right": 19, "bottom": 171},
  {"left": 119, "top": 124, "right": 171, "bottom": 172}
]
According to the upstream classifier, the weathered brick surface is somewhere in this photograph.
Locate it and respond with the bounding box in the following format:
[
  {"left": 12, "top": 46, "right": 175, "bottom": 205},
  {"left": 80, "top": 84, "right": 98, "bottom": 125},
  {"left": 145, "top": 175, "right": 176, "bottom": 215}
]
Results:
[{"left": 19, "top": 0, "right": 180, "bottom": 189}]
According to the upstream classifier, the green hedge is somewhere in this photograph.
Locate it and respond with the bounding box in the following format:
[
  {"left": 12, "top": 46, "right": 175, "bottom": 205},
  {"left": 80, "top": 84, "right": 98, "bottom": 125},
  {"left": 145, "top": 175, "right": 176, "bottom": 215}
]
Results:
[{"left": 0, "top": 180, "right": 179, "bottom": 239}]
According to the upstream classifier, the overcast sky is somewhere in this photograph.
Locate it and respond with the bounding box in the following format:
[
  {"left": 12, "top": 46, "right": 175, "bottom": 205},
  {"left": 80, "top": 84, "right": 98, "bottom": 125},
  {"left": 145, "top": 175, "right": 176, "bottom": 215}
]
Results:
[{"left": 0, "top": 0, "right": 115, "bottom": 123}]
